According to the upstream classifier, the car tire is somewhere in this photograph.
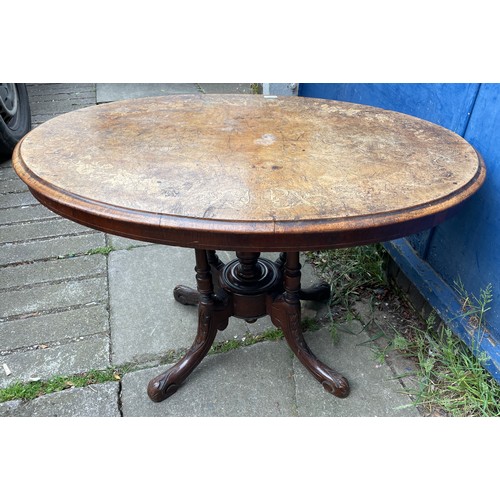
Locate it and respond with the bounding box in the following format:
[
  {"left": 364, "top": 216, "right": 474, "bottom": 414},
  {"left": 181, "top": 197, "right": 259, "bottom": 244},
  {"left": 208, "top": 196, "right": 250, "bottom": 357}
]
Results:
[{"left": 0, "top": 83, "right": 32, "bottom": 160}]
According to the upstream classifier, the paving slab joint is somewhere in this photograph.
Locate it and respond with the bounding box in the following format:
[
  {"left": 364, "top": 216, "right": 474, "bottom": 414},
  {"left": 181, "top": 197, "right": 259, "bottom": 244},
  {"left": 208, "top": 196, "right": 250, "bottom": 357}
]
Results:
[{"left": 117, "top": 380, "right": 124, "bottom": 416}]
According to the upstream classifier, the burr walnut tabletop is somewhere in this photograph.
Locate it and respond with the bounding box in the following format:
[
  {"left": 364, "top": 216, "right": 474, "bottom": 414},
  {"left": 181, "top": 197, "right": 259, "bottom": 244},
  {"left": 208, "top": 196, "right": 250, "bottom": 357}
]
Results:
[
  {"left": 13, "top": 94, "right": 485, "bottom": 252},
  {"left": 12, "top": 95, "right": 486, "bottom": 403}
]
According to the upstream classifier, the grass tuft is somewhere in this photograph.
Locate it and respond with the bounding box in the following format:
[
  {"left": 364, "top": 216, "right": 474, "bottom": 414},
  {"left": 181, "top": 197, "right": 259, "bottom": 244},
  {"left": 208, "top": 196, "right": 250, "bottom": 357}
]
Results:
[
  {"left": 86, "top": 245, "right": 115, "bottom": 256},
  {"left": 307, "top": 244, "right": 388, "bottom": 308},
  {"left": 392, "top": 316, "right": 500, "bottom": 417},
  {"left": 309, "top": 244, "right": 500, "bottom": 417},
  {"left": 209, "top": 327, "right": 284, "bottom": 355},
  {"left": 0, "top": 368, "right": 123, "bottom": 403}
]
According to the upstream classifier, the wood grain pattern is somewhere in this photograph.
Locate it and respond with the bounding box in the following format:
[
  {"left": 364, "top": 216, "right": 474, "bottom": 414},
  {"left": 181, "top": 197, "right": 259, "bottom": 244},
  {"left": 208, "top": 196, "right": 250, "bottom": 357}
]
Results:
[{"left": 13, "top": 94, "right": 485, "bottom": 251}]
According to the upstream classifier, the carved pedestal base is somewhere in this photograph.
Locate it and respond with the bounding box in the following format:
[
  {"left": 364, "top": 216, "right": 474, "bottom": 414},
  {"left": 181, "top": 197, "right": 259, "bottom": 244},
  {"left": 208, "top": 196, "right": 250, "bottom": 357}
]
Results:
[{"left": 147, "top": 250, "right": 350, "bottom": 403}]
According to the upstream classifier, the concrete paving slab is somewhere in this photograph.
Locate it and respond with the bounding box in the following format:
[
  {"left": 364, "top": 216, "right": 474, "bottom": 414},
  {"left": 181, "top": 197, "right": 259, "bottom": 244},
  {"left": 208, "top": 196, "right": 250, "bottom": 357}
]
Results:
[
  {"left": 109, "top": 245, "right": 326, "bottom": 365},
  {"left": 28, "top": 97, "right": 95, "bottom": 116},
  {"left": 198, "top": 83, "right": 254, "bottom": 94},
  {"left": 0, "top": 381, "right": 120, "bottom": 417},
  {"left": 351, "top": 299, "right": 423, "bottom": 396},
  {"left": 121, "top": 340, "right": 296, "bottom": 416},
  {"left": 0, "top": 304, "right": 109, "bottom": 351},
  {"left": 27, "top": 83, "right": 95, "bottom": 96},
  {"left": 106, "top": 234, "right": 153, "bottom": 250},
  {"left": 0, "top": 334, "right": 109, "bottom": 389},
  {"left": 0, "top": 191, "right": 37, "bottom": 209},
  {"left": 1, "top": 204, "right": 57, "bottom": 224},
  {"left": 0, "top": 175, "right": 28, "bottom": 193},
  {"left": 1, "top": 276, "right": 107, "bottom": 319},
  {"left": 0, "top": 163, "right": 18, "bottom": 180},
  {"left": 96, "top": 83, "right": 200, "bottom": 103},
  {"left": 294, "top": 327, "right": 419, "bottom": 417},
  {"left": 109, "top": 245, "right": 252, "bottom": 365},
  {"left": 1, "top": 254, "right": 106, "bottom": 290},
  {"left": 0, "top": 218, "right": 93, "bottom": 244},
  {"left": 0, "top": 232, "right": 106, "bottom": 266},
  {"left": 28, "top": 90, "right": 96, "bottom": 103},
  {"left": 109, "top": 245, "right": 193, "bottom": 365},
  {"left": 26, "top": 84, "right": 96, "bottom": 124}
]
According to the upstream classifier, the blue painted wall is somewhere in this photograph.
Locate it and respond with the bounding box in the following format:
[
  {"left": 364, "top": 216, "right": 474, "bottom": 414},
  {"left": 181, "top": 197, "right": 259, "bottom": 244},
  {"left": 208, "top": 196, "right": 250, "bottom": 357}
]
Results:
[{"left": 298, "top": 83, "right": 500, "bottom": 380}]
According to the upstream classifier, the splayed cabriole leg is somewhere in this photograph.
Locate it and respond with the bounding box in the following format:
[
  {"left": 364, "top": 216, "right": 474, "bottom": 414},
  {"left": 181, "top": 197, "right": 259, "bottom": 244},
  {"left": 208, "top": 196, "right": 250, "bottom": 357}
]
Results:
[
  {"left": 148, "top": 249, "right": 230, "bottom": 402},
  {"left": 269, "top": 252, "right": 350, "bottom": 398}
]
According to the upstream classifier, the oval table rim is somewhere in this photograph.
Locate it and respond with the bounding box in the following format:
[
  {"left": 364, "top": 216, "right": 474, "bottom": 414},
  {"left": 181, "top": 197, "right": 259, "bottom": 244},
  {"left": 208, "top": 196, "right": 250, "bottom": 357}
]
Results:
[{"left": 13, "top": 138, "right": 486, "bottom": 252}]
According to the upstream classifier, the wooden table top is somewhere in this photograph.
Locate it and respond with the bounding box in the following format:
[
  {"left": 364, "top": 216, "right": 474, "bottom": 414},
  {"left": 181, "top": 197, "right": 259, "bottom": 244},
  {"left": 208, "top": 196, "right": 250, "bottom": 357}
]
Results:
[{"left": 13, "top": 94, "right": 485, "bottom": 251}]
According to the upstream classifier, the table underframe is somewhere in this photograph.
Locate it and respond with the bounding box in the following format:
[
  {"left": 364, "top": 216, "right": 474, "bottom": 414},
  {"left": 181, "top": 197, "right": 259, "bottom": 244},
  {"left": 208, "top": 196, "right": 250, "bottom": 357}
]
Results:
[{"left": 147, "top": 250, "right": 350, "bottom": 402}]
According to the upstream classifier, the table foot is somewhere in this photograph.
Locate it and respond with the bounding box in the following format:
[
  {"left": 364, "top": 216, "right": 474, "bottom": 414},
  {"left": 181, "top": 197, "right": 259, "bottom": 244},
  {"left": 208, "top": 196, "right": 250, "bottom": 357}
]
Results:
[
  {"left": 271, "top": 296, "right": 350, "bottom": 398},
  {"left": 270, "top": 252, "right": 350, "bottom": 398},
  {"left": 148, "top": 249, "right": 230, "bottom": 402},
  {"left": 148, "top": 297, "right": 230, "bottom": 402},
  {"left": 299, "top": 282, "right": 331, "bottom": 302},
  {"left": 173, "top": 285, "right": 199, "bottom": 306}
]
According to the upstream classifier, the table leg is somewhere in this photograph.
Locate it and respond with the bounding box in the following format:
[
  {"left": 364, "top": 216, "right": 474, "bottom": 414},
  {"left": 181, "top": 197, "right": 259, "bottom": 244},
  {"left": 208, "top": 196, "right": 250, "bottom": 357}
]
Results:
[
  {"left": 149, "top": 249, "right": 349, "bottom": 403},
  {"left": 275, "top": 252, "right": 331, "bottom": 302},
  {"left": 269, "top": 252, "right": 350, "bottom": 398},
  {"left": 147, "top": 249, "right": 231, "bottom": 402},
  {"left": 173, "top": 250, "right": 226, "bottom": 306}
]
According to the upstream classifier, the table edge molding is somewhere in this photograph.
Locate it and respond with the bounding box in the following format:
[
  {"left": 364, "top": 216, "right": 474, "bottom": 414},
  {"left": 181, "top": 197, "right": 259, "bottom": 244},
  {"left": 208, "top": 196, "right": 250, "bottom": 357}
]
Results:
[{"left": 12, "top": 139, "right": 486, "bottom": 252}]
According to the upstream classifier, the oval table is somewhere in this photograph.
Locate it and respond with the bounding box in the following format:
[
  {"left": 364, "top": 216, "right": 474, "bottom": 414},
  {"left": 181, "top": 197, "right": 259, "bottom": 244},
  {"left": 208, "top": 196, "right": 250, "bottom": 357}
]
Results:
[{"left": 13, "top": 94, "right": 486, "bottom": 403}]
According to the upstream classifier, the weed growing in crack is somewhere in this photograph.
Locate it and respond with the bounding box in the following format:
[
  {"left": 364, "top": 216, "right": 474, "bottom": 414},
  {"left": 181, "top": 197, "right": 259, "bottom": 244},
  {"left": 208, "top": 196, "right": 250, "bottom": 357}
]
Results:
[
  {"left": 308, "top": 245, "right": 499, "bottom": 417},
  {"left": 390, "top": 291, "right": 500, "bottom": 417},
  {"left": 0, "top": 368, "right": 125, "bottom": 403},
  {"left": 86, "top": 245, "right": 115, "bottom": 256}
]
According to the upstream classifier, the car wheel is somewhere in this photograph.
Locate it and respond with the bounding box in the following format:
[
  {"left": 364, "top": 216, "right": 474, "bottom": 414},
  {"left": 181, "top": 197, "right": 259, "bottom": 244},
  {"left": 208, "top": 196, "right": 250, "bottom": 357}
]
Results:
[{"left": 0, "top": 83, "right": 32, "bottom": 159}]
